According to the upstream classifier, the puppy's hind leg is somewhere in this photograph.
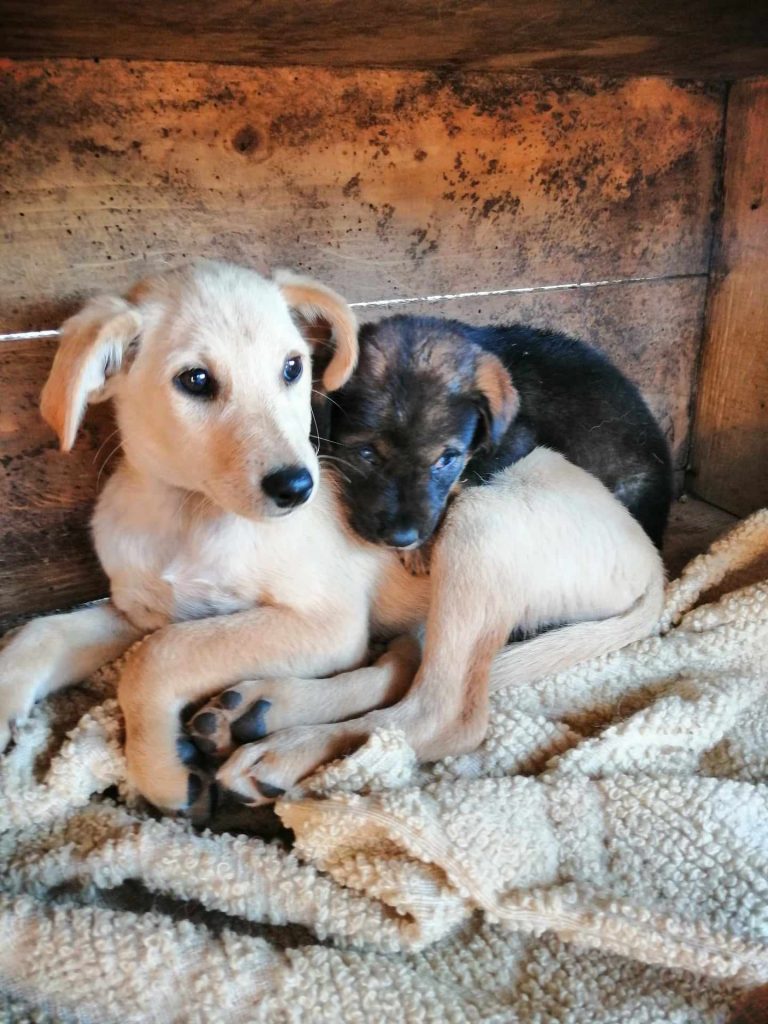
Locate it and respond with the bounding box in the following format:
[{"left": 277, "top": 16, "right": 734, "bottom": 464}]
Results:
[{"left": 0, "top": 603, "right": 143, "bottom": 751}]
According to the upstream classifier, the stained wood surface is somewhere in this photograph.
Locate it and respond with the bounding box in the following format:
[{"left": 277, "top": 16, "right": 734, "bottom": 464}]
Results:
[
  {"left": 0, "top": 338, "right": 110, "bottom": 622},
  {"left": 0, "top": 62, "right": 723, "bottom": 332},
  {"left": 663, "top": 496, "right": 737, "bottom": 580},
  {"left": 690, "top": 80, "right": 768, "bottom": 517},
  {"left": 0, "top": 0, "right": 766, "bottom": 79},
  {"left": 0, "top": 61, "right": 724, "bottom": 619}
]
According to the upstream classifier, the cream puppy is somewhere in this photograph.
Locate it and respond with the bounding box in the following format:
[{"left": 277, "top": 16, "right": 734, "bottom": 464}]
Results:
[{"left": 0, "top": 261, "right": 664, "bottom": 813}]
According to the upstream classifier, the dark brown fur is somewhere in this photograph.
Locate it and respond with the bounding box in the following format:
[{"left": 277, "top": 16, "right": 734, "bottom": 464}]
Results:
[{"left": 316, "top": 315, "right": 672, "bottom": 550}]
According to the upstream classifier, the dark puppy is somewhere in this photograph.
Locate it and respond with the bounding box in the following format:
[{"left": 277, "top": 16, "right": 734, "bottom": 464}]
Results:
[{"left": 319, "top": 315, "right": 672, "bottom": 551}]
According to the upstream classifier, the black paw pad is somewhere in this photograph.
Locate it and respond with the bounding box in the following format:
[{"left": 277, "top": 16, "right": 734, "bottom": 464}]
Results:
[
  {"left": 187, "top": 772, "right": 203, "bottom": 806},
  {"left": 256, "top": 780, "right": 286, "bottom": 800},
  {"left": 193, "top": 736, "right": 219, "bottom": 756},
  {"left": 231, "top": 699, "right": 272, "bottom": 744},
  {"left": 177, "top": 736, "right": 205, "bottom": 767},
  {"left": 191, "top": 711, "right": 218, "bottom": 735},
  {"left": 218, "top": 689, "right": 243, "bottom": 710}
]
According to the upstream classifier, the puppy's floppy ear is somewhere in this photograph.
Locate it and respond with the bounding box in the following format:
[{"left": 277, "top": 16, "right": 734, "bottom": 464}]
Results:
[
  {"left": 40, "top": 295, "right": 142, "bottom": 452},
  {"left": 275, "top": 270, "right": 358, "bottom": 391},
  {"left": 472, "top": 351, "right": 519, "bottom": 448}
]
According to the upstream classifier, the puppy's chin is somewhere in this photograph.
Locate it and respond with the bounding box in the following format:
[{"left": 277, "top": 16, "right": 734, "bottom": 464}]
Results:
[{"left": 202, "top": 489, "right": 276, "bottom": 523}]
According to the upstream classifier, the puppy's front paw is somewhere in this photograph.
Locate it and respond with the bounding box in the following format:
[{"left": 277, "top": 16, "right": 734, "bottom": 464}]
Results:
[
  {"left": 124, "top": 728, "right": 217, "bottom": 821},
  {"left": 187, "top": 678, "right": 314, "bottom": 759},
  {"left": 187, "top": 683, "right": 271, "bottom": 759},
  {"left": 0, "top": 634, "right": 41, "bottom": 754},
  {"left": 0, "top": 689, "right": 33, "bottom": 754},
  {"left": 216, "top": 724, "right": 363, "bottom": 806}
]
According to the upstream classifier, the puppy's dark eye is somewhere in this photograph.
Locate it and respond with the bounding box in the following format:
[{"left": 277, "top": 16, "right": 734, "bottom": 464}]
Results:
[
  {"left": 174, "top": 368, "right": 216, "bottom": 399},
  {"left": 433, "top": 448, "right": 460, "bottom": 471},
  {"left": 357, "top": 445, "right": 379, "bottom": 465},
  {"left": 283, "top": 355, "right": 303, "bottom": 384}
]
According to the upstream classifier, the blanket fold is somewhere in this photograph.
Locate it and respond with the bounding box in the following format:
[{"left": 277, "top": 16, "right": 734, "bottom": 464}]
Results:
[{"left": 2, "top": 511, "right": 768, "bottom": 1023}]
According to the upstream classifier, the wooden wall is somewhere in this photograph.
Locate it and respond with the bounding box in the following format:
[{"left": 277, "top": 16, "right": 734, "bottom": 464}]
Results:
[
  {"left": 0, "top": 60, "right": 725, "bottom": 622},
  {"left": 689, "top": 79, "right": 768, "bottom": 516},
  {"left": 1, "top": 0, "right": 767, "bottom": 79}
]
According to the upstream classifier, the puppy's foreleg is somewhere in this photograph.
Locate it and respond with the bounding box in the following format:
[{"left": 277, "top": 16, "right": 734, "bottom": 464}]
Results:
[
  {"left": 187, "top": 635, "right": 421, "bottom": 758},
  {"left": 218, "top": 524, "right": 517, "bottom": 803},
  {"left": 117, "top": 603, "right": 370, "bottom": 812},
  {"left": 0, "top": 602, "right": 143, "bottom": 750}
]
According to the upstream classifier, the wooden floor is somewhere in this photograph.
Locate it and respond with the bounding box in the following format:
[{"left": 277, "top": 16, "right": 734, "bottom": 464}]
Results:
[
  {"left": 664, "top": 495, "right": 768, "bottom": 605},
  {"left": 663, "top": 496, "right": 737, "bottom": 578}
]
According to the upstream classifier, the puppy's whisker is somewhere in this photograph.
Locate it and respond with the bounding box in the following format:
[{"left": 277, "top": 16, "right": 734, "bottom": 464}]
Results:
[
  {"left": 318, "top": 453, "right": 357, "bottom": 472},
  {"left": 315, "top": 435, "right": 348, "bottom": 448},
  {"left": 96, "top": 442, "right": 123, "bottom": 490},
  {"left": 92, "top": 426, "right": 121, "bottom": 465},
  {"left": 176, "top": 489, "right": 198, "bottom": 521},
  {"left": 309, "top": 405, "right": 322, "bottom": 455},
  {"left": 318, "top": 455, "right": 352, "bottom": 485},
  {"left": 312, "top": 389, "right": 344, "bottom": 413}
]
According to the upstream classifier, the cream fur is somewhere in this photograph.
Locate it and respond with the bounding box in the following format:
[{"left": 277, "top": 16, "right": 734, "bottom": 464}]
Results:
[{"left": 0, "top": 261, "right": 664, "bottom": 812}]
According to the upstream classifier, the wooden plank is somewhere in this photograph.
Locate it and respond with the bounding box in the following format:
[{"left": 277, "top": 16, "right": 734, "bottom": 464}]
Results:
[
  {"left": 663, "top": 496, "right": 737, "bottom": 579},
  {"left": 0, "top": 337, "right": 111, "bottom": 623},
  {"left": 689, "top": 80, "right": 768, "bottom": 516},
  {"left": 0, "top": 62, "right": 722, "bottom": 620},
  {"left": 664, "top": 496, "right": 768, "bottom": 601},
  {"left": 0, "top": 0, "right": 766, "bottom": 79},
  {"left": 361, "top": 276, "right": 707, "bottom": 476},
  {"left": 0, "top": 61, "right": 723, "bottom": 332}
]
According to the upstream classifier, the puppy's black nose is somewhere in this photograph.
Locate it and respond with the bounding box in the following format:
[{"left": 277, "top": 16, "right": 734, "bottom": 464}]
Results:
[
  {"left": 386, "top": 526, "right": 421, "bottom": 549},
  {"left": 262, "top": 466, "right": 314, "bottom": 508}
]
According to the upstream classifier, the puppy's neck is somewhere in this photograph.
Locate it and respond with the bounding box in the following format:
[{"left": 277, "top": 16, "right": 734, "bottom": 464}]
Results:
[{"left": 117, "top": 458, "right": 219, "bottom": 529}]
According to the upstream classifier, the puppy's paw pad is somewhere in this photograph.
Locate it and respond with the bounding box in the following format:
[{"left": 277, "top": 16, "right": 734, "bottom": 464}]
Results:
[
  {"left": 191, "top": 712, "right": 218, "bottom": 735},
  {"left": 230, "top": 699, "right": 272, "bottom": 743},
  {"left": 176, "top": 735, "right": 206, "bottom": 767},
  {"left": 185, "top": 772, "right": 219, "bottom": 824},
  {"left": 218, "top": 689, "right": 243, "bottom": 710},
  {"left": 216, "top": 726, "right": 346, "bottom": 806},
  {"left": 187, "top": 705, "right": 238, "bottom": 757},
  {"left": 187, "top": 689, "right": 273, "bottom": 758}
]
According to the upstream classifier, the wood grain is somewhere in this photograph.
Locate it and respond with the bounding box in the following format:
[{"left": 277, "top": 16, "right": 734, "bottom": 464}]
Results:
[
  {"left": 0, "top": 0, "right": 766, "bottom": 79},
  {"left": 0, "top": 338, "right": 110, "bottom": 623},
  {"left": 689, "top": 80, "right": 768, "bottom": 516},
  {"left": 0, "top": 61, "right": 723, "bottom": 332},
  {"left": 0, "top": 61, "right": 723, "bottom": 620}
]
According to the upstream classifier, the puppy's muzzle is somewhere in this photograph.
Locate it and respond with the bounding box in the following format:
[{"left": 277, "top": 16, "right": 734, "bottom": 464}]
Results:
[{"left": 262, "top": 466, "right": 314, "bottom": 509}]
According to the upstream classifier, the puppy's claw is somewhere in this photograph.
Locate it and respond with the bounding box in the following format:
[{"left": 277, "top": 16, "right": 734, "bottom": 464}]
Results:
[
  {"left": 256, "top": 780, "right": 285, "bottom": 800},
  {"left": 176, "top": 735, "right": 205, "bottom": 767},
  {"left": 187, "top": 772, "right": 204, "bottom": 806}
]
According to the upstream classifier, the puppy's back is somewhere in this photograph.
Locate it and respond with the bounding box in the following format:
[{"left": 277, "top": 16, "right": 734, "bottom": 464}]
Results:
[{"left": 463, "top": 321, "right": 673, "bottom": 548}]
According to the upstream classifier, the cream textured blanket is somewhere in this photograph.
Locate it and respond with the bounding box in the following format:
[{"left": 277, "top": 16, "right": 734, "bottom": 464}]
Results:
[{"left": 1, "top": 512, "right": 768, "bottom": 1023}]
